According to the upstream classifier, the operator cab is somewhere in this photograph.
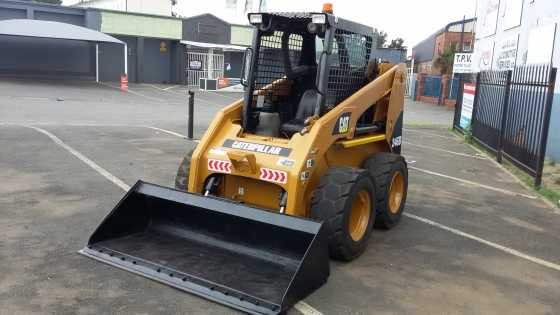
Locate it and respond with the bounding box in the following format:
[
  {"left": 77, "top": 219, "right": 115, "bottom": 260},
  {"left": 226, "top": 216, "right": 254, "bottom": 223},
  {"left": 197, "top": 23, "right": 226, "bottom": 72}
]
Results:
[{"left": 242, "top": 9, "right": 375, "bottom": 138}]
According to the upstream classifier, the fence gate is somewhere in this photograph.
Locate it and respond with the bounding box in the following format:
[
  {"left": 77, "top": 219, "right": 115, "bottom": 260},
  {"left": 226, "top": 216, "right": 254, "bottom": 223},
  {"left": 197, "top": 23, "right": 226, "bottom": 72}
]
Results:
[
  {"left": 186, "top": 51, "right": 225, "bottom": 88},
  {"left": 469, "top": 64, "right": 557, "bottom": 185}
]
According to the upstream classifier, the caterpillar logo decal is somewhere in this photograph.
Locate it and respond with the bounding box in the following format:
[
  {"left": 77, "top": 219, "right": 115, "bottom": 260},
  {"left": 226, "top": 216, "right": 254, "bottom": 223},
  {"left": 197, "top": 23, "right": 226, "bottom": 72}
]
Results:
[
  {"left": 223, "top": 139, "right": 292, "bottom": 157},
  {"left": 390, "top": 112, "right": 404, "bottom": 154},
  {"left": 333, "top": 112, "right": 352, "bottom": 135}
]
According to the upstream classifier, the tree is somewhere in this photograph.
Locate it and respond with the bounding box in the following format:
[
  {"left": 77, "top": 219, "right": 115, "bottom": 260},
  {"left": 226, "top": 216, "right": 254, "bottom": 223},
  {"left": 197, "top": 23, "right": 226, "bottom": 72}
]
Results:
[
  {"left": 388, "top": 38, "right": 405, "bottom": 49},
  {"left": 374, "top": 30, "right": 387, "bottom": 48},
  {"left": 434, "top": 43, "right": 458, "bottom": 75},
  {"left": 32, "top": 0, "right": 62, "bottom": 4}
]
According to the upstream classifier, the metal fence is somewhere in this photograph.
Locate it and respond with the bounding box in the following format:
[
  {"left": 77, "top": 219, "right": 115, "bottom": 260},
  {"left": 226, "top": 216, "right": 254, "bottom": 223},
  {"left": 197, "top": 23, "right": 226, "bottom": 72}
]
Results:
[{"left": 457, "top": 64, "right": 557, "bottom": 186}]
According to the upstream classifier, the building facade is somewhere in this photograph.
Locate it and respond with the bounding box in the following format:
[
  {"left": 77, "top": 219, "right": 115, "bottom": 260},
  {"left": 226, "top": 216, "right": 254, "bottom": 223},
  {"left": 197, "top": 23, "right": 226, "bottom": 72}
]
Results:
[
  {"left": 74, "top": 0, "right": 173, "bottom": 16},
  {"left": 412, "top": 18, "right": 476, "bottom": 75},
  {"left": 473, "top": 0, "right": 560, "bottom": 160}
]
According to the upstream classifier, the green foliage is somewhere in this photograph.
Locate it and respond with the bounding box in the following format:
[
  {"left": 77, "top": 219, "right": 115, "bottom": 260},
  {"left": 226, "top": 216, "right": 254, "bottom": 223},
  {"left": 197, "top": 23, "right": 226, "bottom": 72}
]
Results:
[
  {"left": 463, "top": 123, "right": 473, "bottom": 144},
  {"left": 388, "top": 38, "right": 405, "bottom": 49},
  {"left": 434, "top": 42, "right": 458, "bottom": 75},
  {"left": 548, "top": 158, "right": 556, "bottom": 167},
  {"left": 374, "top": 30, "right": 388, "bottom": 48}
]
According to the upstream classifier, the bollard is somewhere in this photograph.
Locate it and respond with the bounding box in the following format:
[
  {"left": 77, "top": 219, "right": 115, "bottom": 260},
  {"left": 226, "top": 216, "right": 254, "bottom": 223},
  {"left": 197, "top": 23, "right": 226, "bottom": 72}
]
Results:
[{"left": 187, "top": 90, "right": 194, "bottom": 140}]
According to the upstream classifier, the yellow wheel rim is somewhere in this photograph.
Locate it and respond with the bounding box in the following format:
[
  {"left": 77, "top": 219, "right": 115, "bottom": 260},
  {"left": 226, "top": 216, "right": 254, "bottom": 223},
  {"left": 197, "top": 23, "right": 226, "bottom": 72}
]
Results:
[
  {"left": 388, "top": 172, "right": 405, "bottom": 214},
  {"left": 348, "top": 190, "right": 371, "bottom": 242}
]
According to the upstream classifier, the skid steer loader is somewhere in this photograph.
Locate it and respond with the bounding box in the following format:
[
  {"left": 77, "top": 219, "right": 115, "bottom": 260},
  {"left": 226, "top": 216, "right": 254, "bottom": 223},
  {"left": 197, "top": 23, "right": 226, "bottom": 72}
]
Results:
[{"left": 80, "top": 6, "right": 408, "bottom": 315}]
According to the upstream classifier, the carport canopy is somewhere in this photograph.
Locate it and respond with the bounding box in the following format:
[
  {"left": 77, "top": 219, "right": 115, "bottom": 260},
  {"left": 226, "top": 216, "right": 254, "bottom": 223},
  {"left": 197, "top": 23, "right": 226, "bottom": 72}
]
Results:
[{"left": 0, "top": 19, "right": 127, "bottom": 82}]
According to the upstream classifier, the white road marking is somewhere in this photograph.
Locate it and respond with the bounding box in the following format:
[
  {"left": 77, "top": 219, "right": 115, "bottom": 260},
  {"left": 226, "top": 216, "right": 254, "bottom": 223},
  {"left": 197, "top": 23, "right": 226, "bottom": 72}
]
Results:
[
  {"left": 404, "top": 212, "right": 560, "bottom": 272},
  {"left": 294, "top": 301, "right": 323, "bottom": 315},
  {"left": 404, "top": 128, "right": 456, "bottom": 140},
  {"left": 22, "top": 125, "right": 131, "bottom": 191},
  {"left": 204, "top": 90, "right": 242, "bottom": 101},
  {"left": 144, "top": 126, "right": 200, "bottom": 143},
  {"left": 409, "top": 166, "right": 537, "bottom": 199},
  {"left": 404, "top": 141, "right": 487, "bottom": 160},
  {"left": 163, "top": 85, "right": 179, "bottom": 91},
  {"left": 100, "top": 82, "right": 167, "bottom": 103},
  {"left": 22, "top": 123, "right": 320, "bottom": 315}
]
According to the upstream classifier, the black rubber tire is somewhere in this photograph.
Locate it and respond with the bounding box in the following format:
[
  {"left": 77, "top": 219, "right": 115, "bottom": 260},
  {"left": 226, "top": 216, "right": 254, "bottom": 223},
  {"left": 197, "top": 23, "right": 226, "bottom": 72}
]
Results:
[
  {"left": 175, "top": 149, "right": 195, "bottom": 191},
  {"left": 363, "top": 153, "right": 408, "bottom": 229},
  {"left": 310, "top": 167, "right": 376, "bottom": 261}
]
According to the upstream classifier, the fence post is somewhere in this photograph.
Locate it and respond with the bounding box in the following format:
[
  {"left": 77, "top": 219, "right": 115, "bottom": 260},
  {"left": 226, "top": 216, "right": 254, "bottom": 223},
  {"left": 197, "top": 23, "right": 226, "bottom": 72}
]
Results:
[
  {"left": 535, "top": 67, "right": 557, "bottom": 187},
  {"left": 470, "top": 72, "right": 482, "bottom": 133},
  {"left": 187, "top": 90, "right": 194, "bottom": 140},
  {"left": 496, "top": 70, "right": 512, "bottom": 163},
  {"left": 453, "top": 74, "right": 464, "bottom": 130}
]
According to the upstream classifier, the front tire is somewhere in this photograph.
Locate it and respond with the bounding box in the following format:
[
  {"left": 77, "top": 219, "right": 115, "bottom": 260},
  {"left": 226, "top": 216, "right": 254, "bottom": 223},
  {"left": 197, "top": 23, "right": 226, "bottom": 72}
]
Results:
[
  {"left": 364, "top": 153, "right": 408, "bottom": 229},
  {"left": 310, "top": 167, "right": 376, "bottom": 261},
  {"left": 175, "top": 149, "right": 195, "bottom": 191}
]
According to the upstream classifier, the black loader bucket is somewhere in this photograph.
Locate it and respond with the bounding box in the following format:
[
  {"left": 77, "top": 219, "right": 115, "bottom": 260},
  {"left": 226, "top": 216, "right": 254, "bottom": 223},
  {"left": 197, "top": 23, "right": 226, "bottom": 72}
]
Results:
[{"left": 79, "top": 181, "right": 329, "bottom": 314}]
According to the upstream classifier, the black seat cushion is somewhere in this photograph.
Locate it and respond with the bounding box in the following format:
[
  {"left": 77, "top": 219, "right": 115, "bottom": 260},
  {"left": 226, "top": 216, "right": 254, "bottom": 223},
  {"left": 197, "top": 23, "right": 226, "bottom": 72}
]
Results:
[{"left": 281, "top": 90, "right": 317, "bottom": 137}]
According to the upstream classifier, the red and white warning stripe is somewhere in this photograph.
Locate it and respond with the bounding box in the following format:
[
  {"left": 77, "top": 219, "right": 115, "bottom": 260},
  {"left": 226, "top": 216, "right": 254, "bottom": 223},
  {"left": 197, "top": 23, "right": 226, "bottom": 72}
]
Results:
[
  {"left": 208, "top": 159, "right": 232, "bottom": 173},
  {"left": 260, "top": 168, "right": 287, "bottom": 184}
]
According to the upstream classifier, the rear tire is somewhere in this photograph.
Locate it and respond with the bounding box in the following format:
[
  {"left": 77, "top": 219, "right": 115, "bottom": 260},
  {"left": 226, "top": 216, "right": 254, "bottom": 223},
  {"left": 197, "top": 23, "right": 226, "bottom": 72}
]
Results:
[
  {"left": 175, "top": 149, "right": 195, "bottom": 191},
  {"left": 310, "top": 167, "right": 376, "bottom": 261},
  {"left": 364, "top": 153, "right": 408, "bottom": 229}
]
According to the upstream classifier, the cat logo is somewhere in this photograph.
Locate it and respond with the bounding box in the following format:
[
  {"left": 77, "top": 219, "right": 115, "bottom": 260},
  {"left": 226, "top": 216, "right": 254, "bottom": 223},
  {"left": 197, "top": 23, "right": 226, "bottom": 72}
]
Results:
[{"left": 333, "top": 112, "right": 351, "bottom": 135}]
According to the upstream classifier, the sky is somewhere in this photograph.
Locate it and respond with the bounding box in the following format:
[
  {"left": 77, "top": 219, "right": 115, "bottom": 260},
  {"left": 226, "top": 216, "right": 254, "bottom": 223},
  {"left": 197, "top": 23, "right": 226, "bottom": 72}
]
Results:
[
  {"left": 63, "top": 0, "right": 477, "bottom": 49},
  {"left": 264, "top": 0, "right": 477, "bottom": 49}
]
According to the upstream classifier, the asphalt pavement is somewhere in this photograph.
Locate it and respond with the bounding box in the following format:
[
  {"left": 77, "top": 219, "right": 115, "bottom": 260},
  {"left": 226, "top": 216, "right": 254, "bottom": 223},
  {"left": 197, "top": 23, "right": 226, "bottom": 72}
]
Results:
[{"left": 1, "top": 78, "right": 559, "bottom": 315}]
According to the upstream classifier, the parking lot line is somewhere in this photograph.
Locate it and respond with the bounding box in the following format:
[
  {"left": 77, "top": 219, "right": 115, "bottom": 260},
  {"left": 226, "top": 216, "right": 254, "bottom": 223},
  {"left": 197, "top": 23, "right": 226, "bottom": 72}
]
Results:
[
  {"left": 410, "top": 166, "right": 537, "bottom": 199},
  {"left": 145, "top": 126, "right": 200, "bottom": 143},
  {"left": 20, "top": 123, "right": 319, "bottom": 315},
  {"left": 23, "top": 124, "right": 131, "bottom": 191},
  {"left": 404, "top": 141, "right": 487, "bottom": 159},
  {"left": 404, "top": 128, "right": 457, "bottom": 140},
  {"left": 404, "top": 212, "right": 560, "bottom": 272},
  {"left": 99, "top": 82, "right": 169, "bottom": 103},
  {"left": 18, "top": 124, "right": 560, "bottom": 309}
]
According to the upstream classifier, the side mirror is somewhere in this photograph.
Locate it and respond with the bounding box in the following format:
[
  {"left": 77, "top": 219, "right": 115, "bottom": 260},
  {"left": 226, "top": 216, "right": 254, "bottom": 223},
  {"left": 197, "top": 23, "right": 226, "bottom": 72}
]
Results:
[{"left": 240, "top": 47, "right": 253, "bottom": 87}]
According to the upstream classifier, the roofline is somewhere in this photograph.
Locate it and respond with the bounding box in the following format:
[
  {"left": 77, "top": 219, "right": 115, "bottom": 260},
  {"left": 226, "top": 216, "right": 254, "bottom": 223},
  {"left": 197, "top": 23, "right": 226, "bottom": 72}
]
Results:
[{"left": 182, "top": 12, "right": 231, "bottom": 25}]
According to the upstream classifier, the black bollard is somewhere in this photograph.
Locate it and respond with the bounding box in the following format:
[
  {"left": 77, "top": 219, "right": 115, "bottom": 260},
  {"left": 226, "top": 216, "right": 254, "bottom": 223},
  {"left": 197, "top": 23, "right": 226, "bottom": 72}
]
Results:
[{"left": 187, "top": 90, "right": 194, "bottom": 140}]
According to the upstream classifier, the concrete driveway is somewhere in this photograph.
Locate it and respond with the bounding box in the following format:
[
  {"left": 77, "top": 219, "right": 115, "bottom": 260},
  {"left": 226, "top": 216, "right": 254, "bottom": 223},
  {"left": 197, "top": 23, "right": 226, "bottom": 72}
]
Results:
[{"left": 1, "top": 78, "right": 559, "bottom": 315}]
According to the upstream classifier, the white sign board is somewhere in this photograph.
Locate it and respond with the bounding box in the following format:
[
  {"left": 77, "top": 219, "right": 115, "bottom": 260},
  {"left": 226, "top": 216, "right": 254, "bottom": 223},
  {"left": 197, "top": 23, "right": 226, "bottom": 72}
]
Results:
[
  {"left": 502, "top": 0, "right": 523, "bottom": 30},
  {"left": 477, "top": 0, "right": 500, "bottom": 38},
  {"left": 495, "top": 34, "right": 519, "bottom": 70},
  {"left": 474, "top": 39, "right": 495, "bottom": 71},
  {"left": 460, "top": 83, "right": 476, "bottom": 129},
  {"left": 527, "top": 23, "right": 557, "bottom": 65},
  {"left": 453, "top": 53, "right": 474, "bottom": 73}
]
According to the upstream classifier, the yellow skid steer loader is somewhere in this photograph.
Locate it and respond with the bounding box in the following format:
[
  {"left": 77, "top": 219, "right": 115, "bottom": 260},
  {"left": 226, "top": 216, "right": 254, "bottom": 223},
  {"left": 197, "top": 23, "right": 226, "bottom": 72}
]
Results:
[{"left": 81, "top": 6, "right": 408, "bottom": 315}]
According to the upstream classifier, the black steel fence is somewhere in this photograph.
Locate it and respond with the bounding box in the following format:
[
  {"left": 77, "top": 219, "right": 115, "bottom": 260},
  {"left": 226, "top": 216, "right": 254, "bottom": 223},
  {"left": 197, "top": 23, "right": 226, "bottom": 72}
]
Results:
[{"left": 454, "top": 64, "right": 557, "bottom": 186}]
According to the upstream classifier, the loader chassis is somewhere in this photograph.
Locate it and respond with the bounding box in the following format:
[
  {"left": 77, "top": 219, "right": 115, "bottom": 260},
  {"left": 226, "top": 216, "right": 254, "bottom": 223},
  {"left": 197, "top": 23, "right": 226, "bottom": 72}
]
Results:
[{"left": 81, "top": 9, "right": 408, "bottom": 315}]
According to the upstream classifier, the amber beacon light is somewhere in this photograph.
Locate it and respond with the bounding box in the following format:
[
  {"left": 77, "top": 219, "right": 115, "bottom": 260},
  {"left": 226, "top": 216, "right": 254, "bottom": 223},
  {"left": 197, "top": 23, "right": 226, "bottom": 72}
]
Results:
[{"left": 322, "top": 3, "right": 333, "bottom": 13}]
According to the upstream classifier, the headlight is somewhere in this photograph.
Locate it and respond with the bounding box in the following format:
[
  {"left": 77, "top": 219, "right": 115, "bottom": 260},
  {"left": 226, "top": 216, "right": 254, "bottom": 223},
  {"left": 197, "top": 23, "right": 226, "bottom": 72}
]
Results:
[
  {"left": 249, "top": 14, "right": 263, "bottom": 24},
  {"left": 312, "top": 14, "right": 326, "bottom": 24}
]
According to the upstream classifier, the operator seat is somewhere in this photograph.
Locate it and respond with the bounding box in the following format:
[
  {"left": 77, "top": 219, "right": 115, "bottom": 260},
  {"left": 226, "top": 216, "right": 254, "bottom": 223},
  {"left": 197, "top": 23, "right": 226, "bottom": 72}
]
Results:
[{"left": 281, "top": 89, "right": 317, "bottom": 137}]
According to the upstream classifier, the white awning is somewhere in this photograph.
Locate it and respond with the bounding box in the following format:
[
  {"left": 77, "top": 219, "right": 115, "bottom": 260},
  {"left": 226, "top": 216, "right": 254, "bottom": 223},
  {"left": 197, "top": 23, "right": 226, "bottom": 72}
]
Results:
[
  {"left": 0, "top": 19, "right": 127, "bottom": 82},
  {"left": 181, "top": 40, "right": 247, "bottom": 51},
  {"left": 0, "top": 19, "right": 123, "bottom": 44}
]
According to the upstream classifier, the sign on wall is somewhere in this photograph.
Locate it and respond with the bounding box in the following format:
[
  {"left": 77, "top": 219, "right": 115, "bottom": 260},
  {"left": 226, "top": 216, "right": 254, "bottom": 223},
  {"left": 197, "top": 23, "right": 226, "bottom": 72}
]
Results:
[
  {"left": 527, "top": 23, "right": 557, "bottom": 65},
  {"left": 477, "top": 0, "right": 500, "bottom": 38},
  {"left": 453, "top": 53, "right": 474, "bottom": 73},
  {"left": 494, "top": 34, "right": 519, "bottom": 70},
  {"left": 502, "top": 0, "right": 523, "bottom": 30},
  {"left": 474, "top": 39, "right": 495, "bottom": 71},
  {"left": 460, "top": 83, "right": 476, "bottom": 129}
]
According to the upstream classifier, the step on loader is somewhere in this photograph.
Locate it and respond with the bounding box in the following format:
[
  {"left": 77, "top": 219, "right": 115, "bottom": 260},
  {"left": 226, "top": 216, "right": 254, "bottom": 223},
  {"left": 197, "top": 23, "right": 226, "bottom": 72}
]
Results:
[{"left": 80, "top": 5, "right": 408, "bottom": 315}]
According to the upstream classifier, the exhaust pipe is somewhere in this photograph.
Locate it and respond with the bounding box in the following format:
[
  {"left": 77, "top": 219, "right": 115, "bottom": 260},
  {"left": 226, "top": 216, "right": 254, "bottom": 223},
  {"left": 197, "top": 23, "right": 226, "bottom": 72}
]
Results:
[{"left": 79, "top": 181, "right": 329, "bottom": 314}]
